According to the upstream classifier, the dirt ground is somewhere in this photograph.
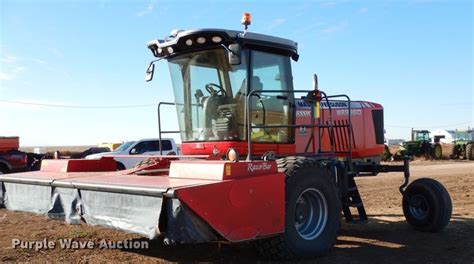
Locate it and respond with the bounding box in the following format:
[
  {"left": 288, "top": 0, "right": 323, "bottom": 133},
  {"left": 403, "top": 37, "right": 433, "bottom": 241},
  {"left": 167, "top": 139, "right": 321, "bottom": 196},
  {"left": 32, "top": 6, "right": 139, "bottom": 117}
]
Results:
[{"left": 0, "top": 160, "right": 473, "bottom": 263}]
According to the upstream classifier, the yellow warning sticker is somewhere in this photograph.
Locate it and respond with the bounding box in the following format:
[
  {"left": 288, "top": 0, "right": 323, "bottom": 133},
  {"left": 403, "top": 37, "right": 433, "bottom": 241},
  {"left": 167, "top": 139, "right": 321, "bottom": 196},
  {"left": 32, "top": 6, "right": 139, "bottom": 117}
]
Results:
[
  {"left": 225, "top": 164, "right": 231, "bottom": 176},
  {"left": 315, "top": 102, "right": 321, "bottom": 119}
]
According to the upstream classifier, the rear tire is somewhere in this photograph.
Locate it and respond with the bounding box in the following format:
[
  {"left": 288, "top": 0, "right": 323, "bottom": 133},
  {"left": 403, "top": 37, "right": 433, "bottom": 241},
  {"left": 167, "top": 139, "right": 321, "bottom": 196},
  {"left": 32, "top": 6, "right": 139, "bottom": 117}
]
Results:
[
  {"left": 0, "top": 164, "right": 8, "bottom": 174},
  {"left": 431, "top": 144, "right": 442, "bottom": 160},
  {"left": 382, "top": 145, "right": 392, "bottom": 161},
  {"left": 255, "top": 157, "right": 340, "bottom": 259},
  {"left": 116, "top": 162, "right": 126, "bottom": 170},
  {"left": 466, "top": 144, "right": 473, "bottom": 160},
  {"left": 402, "top": 178, "right": 451, "bottom": 232}
]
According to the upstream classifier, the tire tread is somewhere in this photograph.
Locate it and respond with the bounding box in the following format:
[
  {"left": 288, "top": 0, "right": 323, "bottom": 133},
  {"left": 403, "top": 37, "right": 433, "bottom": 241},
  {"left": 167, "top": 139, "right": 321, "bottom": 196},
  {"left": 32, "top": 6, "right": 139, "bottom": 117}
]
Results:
[{"left": 256, "top": 156, "right": 337, "bottom": 259}]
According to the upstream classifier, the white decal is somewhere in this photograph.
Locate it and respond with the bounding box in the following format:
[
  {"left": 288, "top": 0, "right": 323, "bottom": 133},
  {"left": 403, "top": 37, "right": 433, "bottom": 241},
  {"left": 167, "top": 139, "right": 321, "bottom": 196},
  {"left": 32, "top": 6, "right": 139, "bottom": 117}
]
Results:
[
  {"left": 296, "top": 110, "right": 311, "bottom": 117},
  {"left": 247, "top": 163, "right": 272, "bottom": 172},
  {"left": 336, "top": 109, "right": 362, "bottom": 116},
  {"left": 296, "top": 100, "right": 364, "bottom": 109}
]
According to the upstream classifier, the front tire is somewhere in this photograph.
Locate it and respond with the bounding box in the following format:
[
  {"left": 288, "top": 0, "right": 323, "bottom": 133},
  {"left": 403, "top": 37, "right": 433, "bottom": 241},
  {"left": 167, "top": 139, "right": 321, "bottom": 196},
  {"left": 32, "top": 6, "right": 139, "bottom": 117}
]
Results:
[
  {"left": 402, "top": 178, "right": 452, "bottom": 232},
  {"left": 256, "top": 157, "right": 340, "bottom": 259},
  {"left": 449, "top": 145, "right": 458, "bottom": 159}
]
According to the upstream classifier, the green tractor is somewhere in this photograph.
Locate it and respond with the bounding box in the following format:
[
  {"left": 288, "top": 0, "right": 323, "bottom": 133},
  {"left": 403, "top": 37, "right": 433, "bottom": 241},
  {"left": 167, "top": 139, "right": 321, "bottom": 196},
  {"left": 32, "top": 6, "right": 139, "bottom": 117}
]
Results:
[
  {"left": 396, "top": 129, "right": 442, "bottom": 160},
  {"left": 449, "top": 130, "right": 474, "bottom": 160}
]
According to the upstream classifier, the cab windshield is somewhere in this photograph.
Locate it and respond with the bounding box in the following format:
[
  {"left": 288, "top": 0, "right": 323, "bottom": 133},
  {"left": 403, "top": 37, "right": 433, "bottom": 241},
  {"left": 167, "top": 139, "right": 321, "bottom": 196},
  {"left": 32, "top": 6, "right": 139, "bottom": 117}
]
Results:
[
  {"left": 413, "top": 132, "right": 430, "bottom": 141},
  {"left": 168, "top": 48, "right": 293, "bottom": 143},
  {"left": 455, "top": 132, "right": 472, "bottom": 141}
]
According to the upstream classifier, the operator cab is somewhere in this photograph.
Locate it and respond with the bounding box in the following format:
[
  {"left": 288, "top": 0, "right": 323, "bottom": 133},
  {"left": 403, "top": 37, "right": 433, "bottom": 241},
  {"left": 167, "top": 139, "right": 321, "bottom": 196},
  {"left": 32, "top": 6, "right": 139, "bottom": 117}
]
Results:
[
  {"left": 411, "top": 130, "right": 431, "bottom": 142},
  {"left": 147, "top": 27, "right": 299, "bottom": 149}
]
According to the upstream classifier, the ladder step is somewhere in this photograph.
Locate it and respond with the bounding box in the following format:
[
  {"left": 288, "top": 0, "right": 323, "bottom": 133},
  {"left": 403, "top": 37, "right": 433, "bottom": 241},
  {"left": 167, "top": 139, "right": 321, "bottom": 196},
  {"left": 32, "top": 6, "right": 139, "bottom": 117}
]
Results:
[
  {"left": 347, "top": 187, "right": 357, "bottom": 192},
  {"left": 348, "top": 219, "right": 368, "bottom": 224},
  {"left": 347, "top": 172, "right": 357, "bottom": 177},
  {"left": 341, "top": 172, "right": 368, "bottom": 223},
  {"left": 349, "top": 202, "right": 363, "bottom": 207}
]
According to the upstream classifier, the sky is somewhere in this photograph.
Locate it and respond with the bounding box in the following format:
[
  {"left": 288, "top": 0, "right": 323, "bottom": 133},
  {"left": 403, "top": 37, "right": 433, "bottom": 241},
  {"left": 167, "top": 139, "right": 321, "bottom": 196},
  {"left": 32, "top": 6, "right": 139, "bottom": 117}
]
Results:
[{"left": 0, "top": 0, "right": 472, "bottom": 146}]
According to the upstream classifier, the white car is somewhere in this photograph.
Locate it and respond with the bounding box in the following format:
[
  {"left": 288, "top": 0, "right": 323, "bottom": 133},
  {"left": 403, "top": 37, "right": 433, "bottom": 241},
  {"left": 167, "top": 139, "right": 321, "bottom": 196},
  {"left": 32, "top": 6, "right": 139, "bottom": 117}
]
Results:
[{"left": 86, "top": 138, "right": 178, "bottom": 170}]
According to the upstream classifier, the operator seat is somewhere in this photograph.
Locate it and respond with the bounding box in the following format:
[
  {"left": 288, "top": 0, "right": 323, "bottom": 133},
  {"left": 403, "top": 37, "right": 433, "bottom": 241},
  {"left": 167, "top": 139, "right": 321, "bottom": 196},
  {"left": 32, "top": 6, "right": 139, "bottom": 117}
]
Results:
[
  {"left": 234, "top": 76, "right": 268, "bottom": 141},
  {"left": 235, "top": 76, "right": 264, "bottom": 103}
]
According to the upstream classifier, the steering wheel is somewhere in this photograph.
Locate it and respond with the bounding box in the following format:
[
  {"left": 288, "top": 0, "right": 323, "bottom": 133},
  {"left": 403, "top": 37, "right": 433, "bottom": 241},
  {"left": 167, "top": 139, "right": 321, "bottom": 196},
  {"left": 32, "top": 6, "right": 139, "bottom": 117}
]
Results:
[{"left": 205, "top": 83, "right": 226, "bottom": 96}]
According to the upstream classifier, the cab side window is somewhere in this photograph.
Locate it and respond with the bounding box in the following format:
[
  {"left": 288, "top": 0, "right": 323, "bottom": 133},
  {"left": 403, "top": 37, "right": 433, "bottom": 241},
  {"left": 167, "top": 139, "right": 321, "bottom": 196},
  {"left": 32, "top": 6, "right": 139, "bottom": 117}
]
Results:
[
  {"left": 250, "top": 51, "right": 294, "bottom": 143},
  {"left": 130, "top": 141, "right": 150, "bottom": 154},
  {"left": 130, "top": 140, "right": 172, "bottom": 154},
  {"left": 152, "top": 140, "right": 172, "bottom": 151}
]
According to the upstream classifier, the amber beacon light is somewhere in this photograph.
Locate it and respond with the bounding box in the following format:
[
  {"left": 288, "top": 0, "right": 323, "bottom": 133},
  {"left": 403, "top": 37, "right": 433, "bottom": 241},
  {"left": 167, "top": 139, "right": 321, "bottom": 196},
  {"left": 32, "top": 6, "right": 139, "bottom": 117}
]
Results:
[{"left": 241, "top": 12, "right": 251, "bottom": 28}]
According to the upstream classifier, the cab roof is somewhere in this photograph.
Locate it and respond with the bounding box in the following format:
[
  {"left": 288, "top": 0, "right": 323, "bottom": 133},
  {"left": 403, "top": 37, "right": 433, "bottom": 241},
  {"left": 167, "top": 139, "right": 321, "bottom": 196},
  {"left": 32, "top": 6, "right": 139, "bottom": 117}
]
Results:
[{"left": 147, "top": 28, "right": 299, "bottom": 61}]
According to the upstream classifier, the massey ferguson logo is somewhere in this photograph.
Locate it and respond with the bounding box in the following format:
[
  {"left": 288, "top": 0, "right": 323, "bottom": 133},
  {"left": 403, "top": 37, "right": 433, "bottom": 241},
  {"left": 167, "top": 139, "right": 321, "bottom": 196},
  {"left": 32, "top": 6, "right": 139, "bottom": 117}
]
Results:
[
  {"left": 296, "top": 100, "right": 363, "bottom": 109},
  {"left": 247, "top": 163, "right": 272, "bottom": 172}
]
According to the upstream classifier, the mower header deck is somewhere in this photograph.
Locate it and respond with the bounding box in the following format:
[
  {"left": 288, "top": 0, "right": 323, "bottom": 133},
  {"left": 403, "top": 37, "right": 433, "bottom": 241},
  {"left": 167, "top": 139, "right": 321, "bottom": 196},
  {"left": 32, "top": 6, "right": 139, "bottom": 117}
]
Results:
[{"left": 0, "top": 158, "right": 285, "bottom": 242}]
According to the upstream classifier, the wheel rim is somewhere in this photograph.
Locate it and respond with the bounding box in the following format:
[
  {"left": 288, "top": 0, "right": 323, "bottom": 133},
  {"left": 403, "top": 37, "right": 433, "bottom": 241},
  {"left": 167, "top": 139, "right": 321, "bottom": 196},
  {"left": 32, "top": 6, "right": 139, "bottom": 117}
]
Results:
[
  {"left": 409, "top": 194, "right": 430, "bottom": 220},
  {"left": 294, "top": 188, "right": 328, "bottom": 240}
]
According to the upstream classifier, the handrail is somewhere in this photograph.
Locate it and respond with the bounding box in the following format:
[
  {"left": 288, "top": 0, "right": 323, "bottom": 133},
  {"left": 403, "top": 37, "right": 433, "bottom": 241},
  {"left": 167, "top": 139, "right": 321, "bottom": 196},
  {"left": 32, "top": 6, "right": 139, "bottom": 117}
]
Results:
[
  {"left": 157, "top": 89, "right": 353, "bottom": 165},
  {"left": 157, "top": 102, "right": 180, "bottom": 155},
  {"left": 245, "top": 89, "right": 353, "bottom": 164}
]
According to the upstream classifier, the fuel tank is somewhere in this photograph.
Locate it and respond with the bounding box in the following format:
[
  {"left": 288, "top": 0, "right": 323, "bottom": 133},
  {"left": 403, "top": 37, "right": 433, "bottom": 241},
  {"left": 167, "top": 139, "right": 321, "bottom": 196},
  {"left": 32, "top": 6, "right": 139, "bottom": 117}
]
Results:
[{"left": 295, "top": 99, "right": 385, "bottom": 159}]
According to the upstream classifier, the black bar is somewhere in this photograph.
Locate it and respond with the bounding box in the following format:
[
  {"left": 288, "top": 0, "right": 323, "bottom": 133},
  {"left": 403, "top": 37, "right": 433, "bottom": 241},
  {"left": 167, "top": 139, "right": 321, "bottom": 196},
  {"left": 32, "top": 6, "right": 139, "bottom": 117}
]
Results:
[
  {"left": 160, "top": 131, "right": 181, "bottom": 134},
  {"left": 251, "top": 124, "right": 350, "bottom": 129},
  {"left": 157, "top": 102, "right": 179, "bottom": 155}
]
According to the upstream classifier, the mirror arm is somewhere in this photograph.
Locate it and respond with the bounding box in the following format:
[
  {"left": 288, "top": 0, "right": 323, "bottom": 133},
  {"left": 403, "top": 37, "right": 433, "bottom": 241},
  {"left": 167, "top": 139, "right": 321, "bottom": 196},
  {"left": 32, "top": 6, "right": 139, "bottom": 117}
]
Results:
[
  {"left": 150, "top": 58, "right": 162, "bottom": 64},
  {"left": 220, "top": 44, "right": 235, "bottom": 56},
  {"left": 146, "top": 58, "right": 162, "bottom": 82}
]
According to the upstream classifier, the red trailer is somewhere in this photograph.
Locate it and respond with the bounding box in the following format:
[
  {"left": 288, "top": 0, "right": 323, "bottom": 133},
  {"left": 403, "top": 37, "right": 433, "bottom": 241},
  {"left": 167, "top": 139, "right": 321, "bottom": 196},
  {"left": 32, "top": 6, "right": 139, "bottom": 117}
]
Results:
[
  {"left": 0, "top": 137, "right": 20, "bottom": 151},
  {"left": 0, "top": 137, "right": 29, "bottom": 174}
]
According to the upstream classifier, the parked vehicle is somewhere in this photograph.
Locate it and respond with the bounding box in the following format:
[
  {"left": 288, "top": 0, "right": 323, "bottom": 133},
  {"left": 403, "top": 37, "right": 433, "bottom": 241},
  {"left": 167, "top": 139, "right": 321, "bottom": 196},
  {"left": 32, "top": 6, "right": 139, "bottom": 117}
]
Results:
[
  {"left": 70, "top": 147, "right": 111, "bottom": 159},
  {"left": 394, "top": 129, "right": 442, "bottom": 160},
  {"left": 0, "top": 137, "right": 31, "bottom": 174},
  {"left": 450, "top": 130, "right": 474, "bottom": 160},
  {"left": 85, "top": 138, "right": 178, "bottom": 169}
]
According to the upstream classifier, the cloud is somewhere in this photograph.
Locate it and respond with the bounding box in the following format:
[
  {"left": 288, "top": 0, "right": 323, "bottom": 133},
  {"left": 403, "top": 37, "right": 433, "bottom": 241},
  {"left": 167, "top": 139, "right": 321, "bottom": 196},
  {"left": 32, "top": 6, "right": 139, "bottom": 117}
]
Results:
[
  {"left": 294, "top": 3, "right": 312, "bottom": 17},
  {"left": 0, "top": 72, "right": 14, "bottom": 81},
  {"left": 320, "top": 1, "right": 337, "bottom": 8},
  {"left": 1, "top": 55, "right": 45, "bottom": 65},
  {"left": 136, "top": 3, "right": 154, "bottom": 17},
  {"left": 265, "top": 18, "right": 287, "bottom": 32},
  {"left": 409, "top": 0, "right": 435, "bottom": 4},
  {"left": 0, "top": 66, "right": 25, "bottom": 81},
  {"left": 32, "top": 58, "right": 46, "bottom": 64},
  {"left": 0, "top": 55, "right": 17, "bottom": 64},
  {"left": 321, "top": 21, "right": 348, "bottom": 34},
  {"left": 358, "top": 7, "right": 369, "bottom": 13},
  {"left": 294, "top": 22, "right": 326, "bottom": 34},
  {"left": 0, "top": 53, "right": 46, "bottom": 81},
  {"left": 48, "top": 48, "right": 64, "bottom": 59}
]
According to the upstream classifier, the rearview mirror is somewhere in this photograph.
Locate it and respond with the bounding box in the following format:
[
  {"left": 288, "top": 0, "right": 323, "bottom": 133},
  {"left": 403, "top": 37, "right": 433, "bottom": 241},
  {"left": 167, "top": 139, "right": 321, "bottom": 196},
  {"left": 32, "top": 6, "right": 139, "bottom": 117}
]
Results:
[
  {"left": 145, "top": 63, "right": 155, "bottom": 82},
  {"left": 228, "top": 44, "right": 241, "bottom": 65}
]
